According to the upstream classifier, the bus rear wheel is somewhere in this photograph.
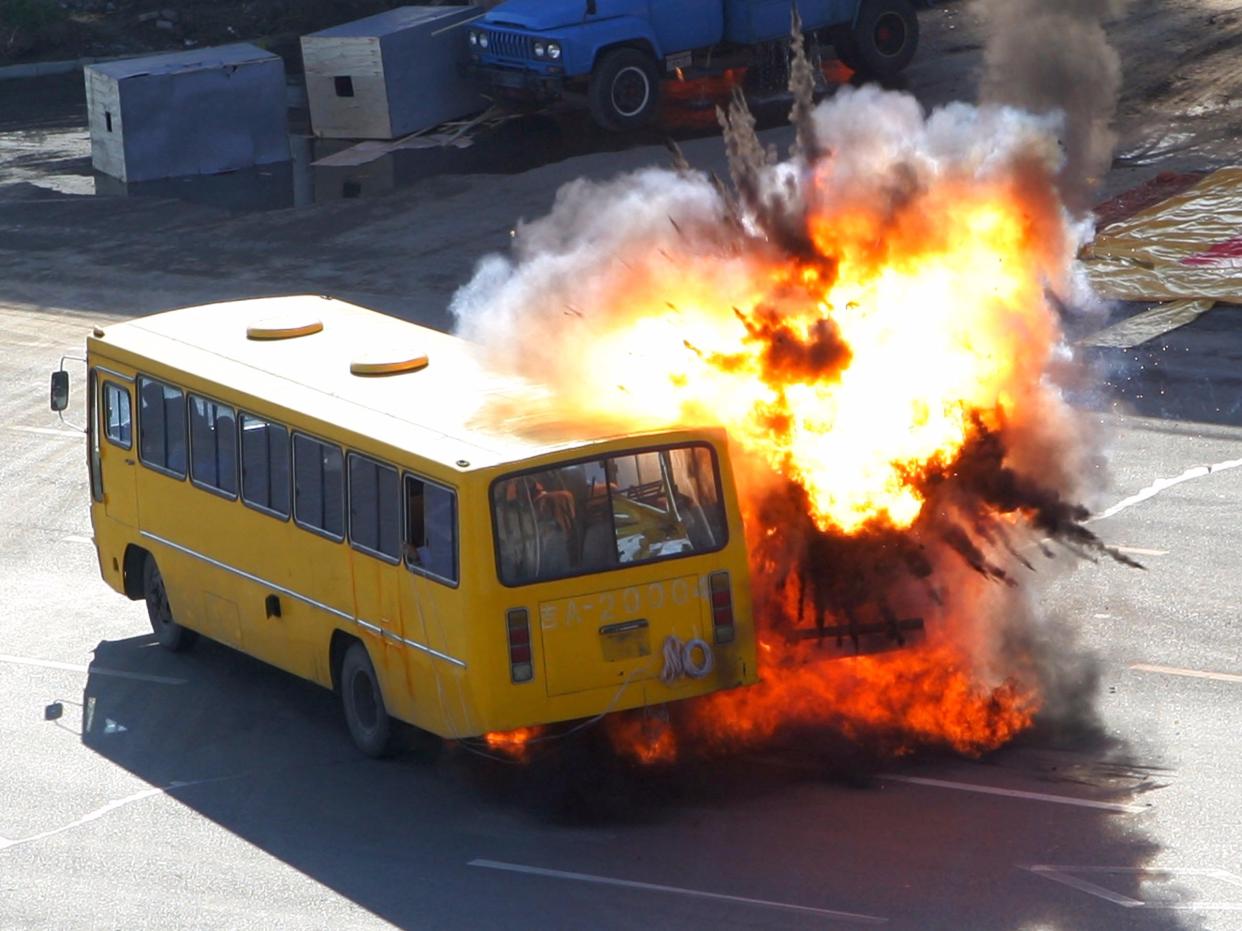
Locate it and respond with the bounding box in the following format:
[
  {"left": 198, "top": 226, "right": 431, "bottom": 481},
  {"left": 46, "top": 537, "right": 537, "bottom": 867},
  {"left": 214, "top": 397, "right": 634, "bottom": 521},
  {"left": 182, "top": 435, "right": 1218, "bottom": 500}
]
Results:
[
  {"left": 341, "top": 642, "right": 399, "bottom": 758},
  {"left": 142, "top": 554, "right": 197, "bottom": 652}
]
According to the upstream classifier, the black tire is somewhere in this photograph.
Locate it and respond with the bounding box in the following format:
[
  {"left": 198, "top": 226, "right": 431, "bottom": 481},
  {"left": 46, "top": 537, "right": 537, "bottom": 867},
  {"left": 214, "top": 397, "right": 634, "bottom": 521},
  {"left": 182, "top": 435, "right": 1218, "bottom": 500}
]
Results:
[
  {"left": 142, "top": 554, "right": 197, "bottom": 652},
  {"left": 848, "top": 0, "right": 919, "bottom": 80},
  {"left": 588, "top": 47, "right": 662, "bottom": 131},
  {"left": 341, "top": 642, "right": 399, "bottom": 758}
]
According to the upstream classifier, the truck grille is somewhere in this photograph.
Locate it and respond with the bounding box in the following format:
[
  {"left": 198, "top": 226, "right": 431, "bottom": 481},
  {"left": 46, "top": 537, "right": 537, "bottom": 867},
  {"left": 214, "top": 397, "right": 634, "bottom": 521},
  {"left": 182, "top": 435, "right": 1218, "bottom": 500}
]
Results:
[{"left": 485, "top": 29, "right": 533, "bottom": 61}]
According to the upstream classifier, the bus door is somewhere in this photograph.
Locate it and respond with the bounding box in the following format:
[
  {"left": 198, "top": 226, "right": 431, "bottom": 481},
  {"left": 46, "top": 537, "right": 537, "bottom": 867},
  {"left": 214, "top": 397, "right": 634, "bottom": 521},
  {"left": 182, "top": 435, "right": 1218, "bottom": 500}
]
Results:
[
  {"left": 398, "top": 474, "right": 463, "bottom": 729},
  {"left": 346, "top": 455, "right": 409, "bottom": 696},
  {"left": 97, "top": 374, "right": 138, "bottom": 527}
]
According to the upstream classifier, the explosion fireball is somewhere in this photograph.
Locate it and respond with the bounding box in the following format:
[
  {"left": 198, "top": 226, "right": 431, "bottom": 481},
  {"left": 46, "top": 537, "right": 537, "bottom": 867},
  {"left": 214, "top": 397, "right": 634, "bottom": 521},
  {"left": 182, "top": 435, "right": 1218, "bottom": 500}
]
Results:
[{"left": 455, "top": 46, "right": 1135, "bottom": 764}]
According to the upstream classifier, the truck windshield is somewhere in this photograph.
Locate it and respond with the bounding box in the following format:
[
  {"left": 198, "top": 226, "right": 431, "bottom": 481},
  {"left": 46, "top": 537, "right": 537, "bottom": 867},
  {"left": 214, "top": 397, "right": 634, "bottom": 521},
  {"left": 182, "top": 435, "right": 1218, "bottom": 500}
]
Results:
[{"left": 492, "top": 443, "right": 727, "bottom": 585}]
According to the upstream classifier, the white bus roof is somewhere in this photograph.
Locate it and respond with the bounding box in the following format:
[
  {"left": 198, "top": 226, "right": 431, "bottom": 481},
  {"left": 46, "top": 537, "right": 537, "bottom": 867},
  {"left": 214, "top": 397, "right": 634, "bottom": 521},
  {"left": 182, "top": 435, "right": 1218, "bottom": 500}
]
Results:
[{"left": 91, "top": 295, "right": 686, "bottom": 473}]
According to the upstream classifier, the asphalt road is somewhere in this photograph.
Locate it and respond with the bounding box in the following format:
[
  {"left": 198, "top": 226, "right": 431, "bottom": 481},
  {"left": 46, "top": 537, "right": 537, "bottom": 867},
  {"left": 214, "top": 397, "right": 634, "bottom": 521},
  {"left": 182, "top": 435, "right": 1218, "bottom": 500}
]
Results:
[
  {"left": 3, "top": 303, "right": 1241, "bottom": 930},
  {"left": 2, "top": 2, "right": 1241, "bottom": 928}
]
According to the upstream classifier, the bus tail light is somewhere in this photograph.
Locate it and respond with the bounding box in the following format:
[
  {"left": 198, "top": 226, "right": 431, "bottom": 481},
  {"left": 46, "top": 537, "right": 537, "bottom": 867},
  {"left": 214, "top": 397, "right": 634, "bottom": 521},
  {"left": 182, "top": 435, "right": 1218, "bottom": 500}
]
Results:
[
  {"left": 507, "top": 608, "right": 533, "bottom": 683},
  {"left": 709, "top": 571, "right": 735, "bottom": 644}
]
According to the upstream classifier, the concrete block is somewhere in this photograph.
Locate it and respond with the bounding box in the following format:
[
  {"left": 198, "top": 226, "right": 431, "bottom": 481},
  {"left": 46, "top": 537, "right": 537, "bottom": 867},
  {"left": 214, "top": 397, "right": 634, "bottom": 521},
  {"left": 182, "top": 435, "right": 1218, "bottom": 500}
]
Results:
[
  {"left": 85, "top": 44, "right": 290, "bottom": 183},
  {"left": 302, "top": 6, "right": 486, "bottom": 140}
]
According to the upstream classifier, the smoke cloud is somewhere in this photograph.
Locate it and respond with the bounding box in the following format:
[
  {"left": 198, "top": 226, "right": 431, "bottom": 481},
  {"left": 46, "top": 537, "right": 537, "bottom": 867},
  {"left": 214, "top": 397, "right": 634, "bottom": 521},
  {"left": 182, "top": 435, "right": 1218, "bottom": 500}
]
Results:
[{"left": 979, "top": 0, "right": 1129, "bottom": 211}]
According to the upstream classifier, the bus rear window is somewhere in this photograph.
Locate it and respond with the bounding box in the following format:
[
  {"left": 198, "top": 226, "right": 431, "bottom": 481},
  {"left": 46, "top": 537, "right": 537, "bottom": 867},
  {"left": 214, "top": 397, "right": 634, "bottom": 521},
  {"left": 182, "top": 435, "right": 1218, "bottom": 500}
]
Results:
[{"left": 491, "top": 443, "right": 726, "bottom": 586}]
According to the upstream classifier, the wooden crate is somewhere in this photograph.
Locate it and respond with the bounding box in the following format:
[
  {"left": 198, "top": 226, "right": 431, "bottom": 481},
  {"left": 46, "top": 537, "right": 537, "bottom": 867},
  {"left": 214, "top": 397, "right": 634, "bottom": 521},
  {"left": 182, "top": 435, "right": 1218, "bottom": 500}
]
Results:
[
  {"left": 85, "top": 44, "right": 289, "bottom": 183},
  {"left": 302, "top": 6, "right": 486, "bottom": 140}
]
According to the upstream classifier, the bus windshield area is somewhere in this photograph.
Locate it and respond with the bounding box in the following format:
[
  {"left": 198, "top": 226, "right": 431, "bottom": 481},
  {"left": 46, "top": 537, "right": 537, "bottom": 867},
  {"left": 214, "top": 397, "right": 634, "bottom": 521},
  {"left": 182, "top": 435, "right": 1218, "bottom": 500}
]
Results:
[{"left": 492, "top": 443, "right": 727, "bottom": 585}]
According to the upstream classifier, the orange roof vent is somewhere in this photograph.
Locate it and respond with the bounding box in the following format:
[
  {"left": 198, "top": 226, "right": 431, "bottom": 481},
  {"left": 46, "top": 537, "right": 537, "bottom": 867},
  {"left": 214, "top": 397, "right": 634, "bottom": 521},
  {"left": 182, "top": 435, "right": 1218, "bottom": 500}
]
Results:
[
  {"left": 246, "top": 315, "right": 324, "bottom": 340},
  {"left": 350, "top": 351, "right": 429, "bottom": 376}
]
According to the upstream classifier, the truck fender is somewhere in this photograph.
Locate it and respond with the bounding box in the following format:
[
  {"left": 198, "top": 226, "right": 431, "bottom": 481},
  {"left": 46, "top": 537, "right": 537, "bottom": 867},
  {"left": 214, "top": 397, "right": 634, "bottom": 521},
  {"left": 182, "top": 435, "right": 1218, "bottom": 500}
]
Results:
[
  {"left": 852, "top": 0, "right": 936, "bottom": 28},
  {"left": 559, "top": 17, "right": 664, "bottom": 77}
]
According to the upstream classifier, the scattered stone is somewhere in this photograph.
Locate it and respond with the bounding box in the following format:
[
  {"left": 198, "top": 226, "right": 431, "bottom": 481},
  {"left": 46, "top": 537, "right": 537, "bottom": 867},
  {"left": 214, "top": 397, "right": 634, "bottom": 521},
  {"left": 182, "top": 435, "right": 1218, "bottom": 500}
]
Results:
[
  {"left": 156, "top": 18, "right": 175, "bottom": 30},
  {"left": 136, "top": 11, "right": 159, "bottom": 23},
  {"left": 161, "top": 9, "right": 178, "bottom": 21}
]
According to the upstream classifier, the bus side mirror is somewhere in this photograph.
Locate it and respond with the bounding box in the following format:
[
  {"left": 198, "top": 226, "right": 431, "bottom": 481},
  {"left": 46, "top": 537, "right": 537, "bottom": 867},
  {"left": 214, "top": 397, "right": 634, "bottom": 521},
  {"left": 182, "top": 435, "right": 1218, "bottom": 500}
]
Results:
[{"left": 50, "top": 370, "right": 69, "bottom": 412}]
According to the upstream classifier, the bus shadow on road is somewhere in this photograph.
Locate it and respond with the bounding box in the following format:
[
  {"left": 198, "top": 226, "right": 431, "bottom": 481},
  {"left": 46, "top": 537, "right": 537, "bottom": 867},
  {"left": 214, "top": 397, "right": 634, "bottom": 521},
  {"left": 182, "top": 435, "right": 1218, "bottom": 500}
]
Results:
[{"left": 79, "top": 633, "right": 1198, "bottom": 930}]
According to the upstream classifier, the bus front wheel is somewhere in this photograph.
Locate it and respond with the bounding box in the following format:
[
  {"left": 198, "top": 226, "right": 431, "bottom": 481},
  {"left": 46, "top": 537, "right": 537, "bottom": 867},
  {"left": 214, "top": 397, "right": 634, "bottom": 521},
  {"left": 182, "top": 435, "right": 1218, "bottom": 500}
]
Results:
[
  {"left": 142, "top": 554, "right": 197, "bottom": 652},
  {"left": 341, "top": 642, "right": 399, "bottom": 758}
]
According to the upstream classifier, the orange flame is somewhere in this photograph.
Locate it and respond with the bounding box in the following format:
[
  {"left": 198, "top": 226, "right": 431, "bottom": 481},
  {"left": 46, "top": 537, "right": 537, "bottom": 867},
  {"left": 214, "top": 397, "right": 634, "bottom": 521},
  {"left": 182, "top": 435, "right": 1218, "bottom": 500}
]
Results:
[
  {"left": 484, "top": 726, "right": 543, "bottom": 761},
  {"left": 602, "top": 712, "right": 679, "bottom": 765},
  {"left": 583, "top": 173, "right": 1065, "bottom": 762},
  {"left": 464, "top": 91, "right": 1085, "bottom": 766}
]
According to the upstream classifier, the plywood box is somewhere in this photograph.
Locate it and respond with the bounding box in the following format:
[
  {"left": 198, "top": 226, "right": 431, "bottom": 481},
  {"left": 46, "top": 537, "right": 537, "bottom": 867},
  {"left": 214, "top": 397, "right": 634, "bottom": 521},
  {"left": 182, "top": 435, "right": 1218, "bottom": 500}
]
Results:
[
  {"left": 85, "top": 44, "right": 289, "bottom": 183},
  {"left": 302, "top": 6, "right": 486, "bottom": 140}
]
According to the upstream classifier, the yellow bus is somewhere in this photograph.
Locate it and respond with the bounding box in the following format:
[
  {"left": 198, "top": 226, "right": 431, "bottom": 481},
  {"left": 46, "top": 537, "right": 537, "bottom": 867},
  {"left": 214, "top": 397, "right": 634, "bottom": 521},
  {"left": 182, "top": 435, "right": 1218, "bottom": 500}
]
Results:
[{"left": 53, "top": 295, "right": 758, "bottom": 756}]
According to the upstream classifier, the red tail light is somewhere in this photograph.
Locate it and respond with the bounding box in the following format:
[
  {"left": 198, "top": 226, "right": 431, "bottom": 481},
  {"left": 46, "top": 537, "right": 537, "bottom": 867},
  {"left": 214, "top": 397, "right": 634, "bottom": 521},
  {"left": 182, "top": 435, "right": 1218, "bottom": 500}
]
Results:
[
  {"left": 709, "top": 571, "right": 734, "bottom": 644},
  {"left": 507, "top": 608, "right": 533, "bottom": 682}
]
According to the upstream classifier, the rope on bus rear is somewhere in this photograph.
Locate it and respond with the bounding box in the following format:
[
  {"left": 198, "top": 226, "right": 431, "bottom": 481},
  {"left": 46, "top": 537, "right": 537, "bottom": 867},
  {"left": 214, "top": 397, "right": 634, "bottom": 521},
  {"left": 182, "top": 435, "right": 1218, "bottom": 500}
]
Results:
[{"left": 659, "top": 635, "right": 714, "bottom": 685}]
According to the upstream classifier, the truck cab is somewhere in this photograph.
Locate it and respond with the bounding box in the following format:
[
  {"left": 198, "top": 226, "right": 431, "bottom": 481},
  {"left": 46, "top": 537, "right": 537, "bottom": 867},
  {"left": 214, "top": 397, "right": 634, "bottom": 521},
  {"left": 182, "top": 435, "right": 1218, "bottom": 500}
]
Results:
[{"left": 466, "top": 0, "right": 928, "bottom": 130}]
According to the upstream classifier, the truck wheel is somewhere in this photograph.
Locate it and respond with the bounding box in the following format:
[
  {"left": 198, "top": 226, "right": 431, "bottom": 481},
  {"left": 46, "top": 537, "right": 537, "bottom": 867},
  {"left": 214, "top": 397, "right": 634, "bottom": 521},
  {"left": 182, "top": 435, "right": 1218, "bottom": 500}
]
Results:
[
  {"left": 341, "top": 642, "right": 399, "bottom": 758},
  {"left": 831, "top": 28, "right": 862, "bottom": 72},
  {"left": 589, "top": 47, "right": 662, "bottom": 131},
  {"left": 143, "top": 554, "right": 197, "bottom": 652},
  {"left": 848, "top": 0, "right": 919, "bottom": 80}
]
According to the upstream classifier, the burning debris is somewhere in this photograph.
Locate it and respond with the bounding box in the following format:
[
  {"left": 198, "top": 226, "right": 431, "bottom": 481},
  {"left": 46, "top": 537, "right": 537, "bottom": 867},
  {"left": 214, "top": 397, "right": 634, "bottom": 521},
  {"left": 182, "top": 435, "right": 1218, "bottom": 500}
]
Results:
[{"left": 452, "top": 23, "right": 1135, "bottom": 765}]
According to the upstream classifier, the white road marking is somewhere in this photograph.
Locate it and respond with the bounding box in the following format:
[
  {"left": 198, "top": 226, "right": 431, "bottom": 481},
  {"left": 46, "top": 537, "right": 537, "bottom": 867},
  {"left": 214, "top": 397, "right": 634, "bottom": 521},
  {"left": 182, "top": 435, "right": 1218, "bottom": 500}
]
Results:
[
  {"left": 0, "top": 787, "right": 165, "bottom": 853},
  {"left": 1130, "top": 663, "right": 1242, "bottom": 684},
  {"left": 1025, "top": 865, "right": 1242, "bottom": 909},
  {"left": 1093, "top": 458, "right": 1242, "bottom": 522},
  {"left": 880, "top": 775, "right": 1147, "bottom": 813},
  {"left": 467, "top": 859, "right": 888, "bottom": 924},
  {"left": 0, "top": 775, "right": 242, "bottom": 853},
  {"left": 61, "top": 534, "right": 93, "bottom": 545},
  {"left": 1113, "top": 546, "right": 1168, "bottom": 557},
  {"left": 6, "top": 425, "right": 82, "bottom": 438},
  {"left": 0, "top": 653, "right": 186, "bottom": 685}
]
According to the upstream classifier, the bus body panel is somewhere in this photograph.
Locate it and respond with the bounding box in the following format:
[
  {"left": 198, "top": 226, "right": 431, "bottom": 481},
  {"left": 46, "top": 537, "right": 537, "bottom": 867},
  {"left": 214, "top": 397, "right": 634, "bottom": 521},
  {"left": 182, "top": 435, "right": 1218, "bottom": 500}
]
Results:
[{"left": 82, "top": 297, "right": 759, "bottom": 744}]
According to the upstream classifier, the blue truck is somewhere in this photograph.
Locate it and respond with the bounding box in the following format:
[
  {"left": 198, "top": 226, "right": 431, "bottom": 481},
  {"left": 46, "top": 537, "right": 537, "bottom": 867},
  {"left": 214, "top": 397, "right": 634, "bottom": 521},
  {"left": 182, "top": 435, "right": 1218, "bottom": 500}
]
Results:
[{"left": 465, "top": 0, "right": 930, "bottom": 130}]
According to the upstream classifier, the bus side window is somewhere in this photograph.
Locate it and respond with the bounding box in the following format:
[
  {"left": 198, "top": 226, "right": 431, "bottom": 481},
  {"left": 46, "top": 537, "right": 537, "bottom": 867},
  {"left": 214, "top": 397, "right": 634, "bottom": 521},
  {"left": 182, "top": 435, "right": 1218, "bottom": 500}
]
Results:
[
  {"left": 404, "top": 475, "right": 458, "bottom": 584},
  {"left": 348, "top": 454, "right": 400, "bottom": 561},
  {"left": 102, "top": 382, "right": 132, "bottom": 449},
  {"left": 292, "top": 434, "right": 344, "bottom": 540},
  {"left": 137, "top": 376, "right": 187, "bottom": 478},
  {"left": 189, "top": 395, "right": 237, "bottom": 497},
  {"left": 240, "top": 414, "right": 290, "bottom": 518}
]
